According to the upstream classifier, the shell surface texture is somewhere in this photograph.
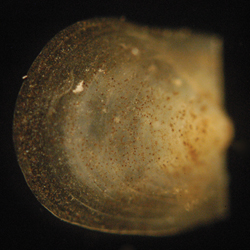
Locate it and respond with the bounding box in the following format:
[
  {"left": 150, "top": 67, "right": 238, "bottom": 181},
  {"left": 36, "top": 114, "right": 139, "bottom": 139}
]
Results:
[{"left": 13, "top": 18, "right": 233, "bottom": 236}]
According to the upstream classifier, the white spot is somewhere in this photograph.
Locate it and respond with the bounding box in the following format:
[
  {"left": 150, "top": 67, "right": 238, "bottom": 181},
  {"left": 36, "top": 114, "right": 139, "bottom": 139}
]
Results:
[
  {"left": 73, "top": 80, "right": 84, "bottom": 93},
  {"left": 131, "top": 47, "right": 139, "bottom": 56},
  {"left": 152, "top": 121, "right": 161, "bottom": 128},
  {"left": 98, "top": 69, "right": 105, "bottom": 73},
  {"left": 173, "top": 78, "right": 183, "bottom": 86},
  {"left": 22, "top": 75, "right": 28, "bottom": 79},
  {"left": 85, "top": 68, "right": 90, "bottom": 72},
  {"left": 114, "top": 117, "right": 120, "bottom": 123},
  {"left": 102, "top": 108, "right": 107, "bottom": 113}
]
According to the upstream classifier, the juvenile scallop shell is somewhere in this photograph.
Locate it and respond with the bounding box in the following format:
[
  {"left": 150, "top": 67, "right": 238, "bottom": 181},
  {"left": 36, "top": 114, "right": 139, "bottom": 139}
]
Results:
[{"left": 13, "top": 18, "right": 233, "bottom": 236}]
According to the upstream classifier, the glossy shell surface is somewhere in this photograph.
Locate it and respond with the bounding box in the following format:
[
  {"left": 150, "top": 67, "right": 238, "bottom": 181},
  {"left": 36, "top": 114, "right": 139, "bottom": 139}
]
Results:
[{"left": 13, "top": 18, "right": 233, "bottom": 236}]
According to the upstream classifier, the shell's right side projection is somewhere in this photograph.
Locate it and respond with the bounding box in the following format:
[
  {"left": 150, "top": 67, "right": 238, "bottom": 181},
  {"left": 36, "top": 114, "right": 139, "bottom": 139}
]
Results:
[{"left": 13, "top": 18, "right": 234, "bottom": 236}]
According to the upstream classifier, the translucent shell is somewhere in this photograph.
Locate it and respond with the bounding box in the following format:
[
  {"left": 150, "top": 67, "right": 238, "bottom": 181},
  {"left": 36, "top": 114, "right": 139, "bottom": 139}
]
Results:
[{"left": 13, "top": 18, "right": 233, "bottom": 236}]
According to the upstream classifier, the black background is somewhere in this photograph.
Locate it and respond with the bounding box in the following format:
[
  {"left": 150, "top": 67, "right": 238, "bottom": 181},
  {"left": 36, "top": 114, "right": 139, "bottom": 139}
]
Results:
[{"left": 1, "top": 1, "right": 249, "bottom": 249}]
